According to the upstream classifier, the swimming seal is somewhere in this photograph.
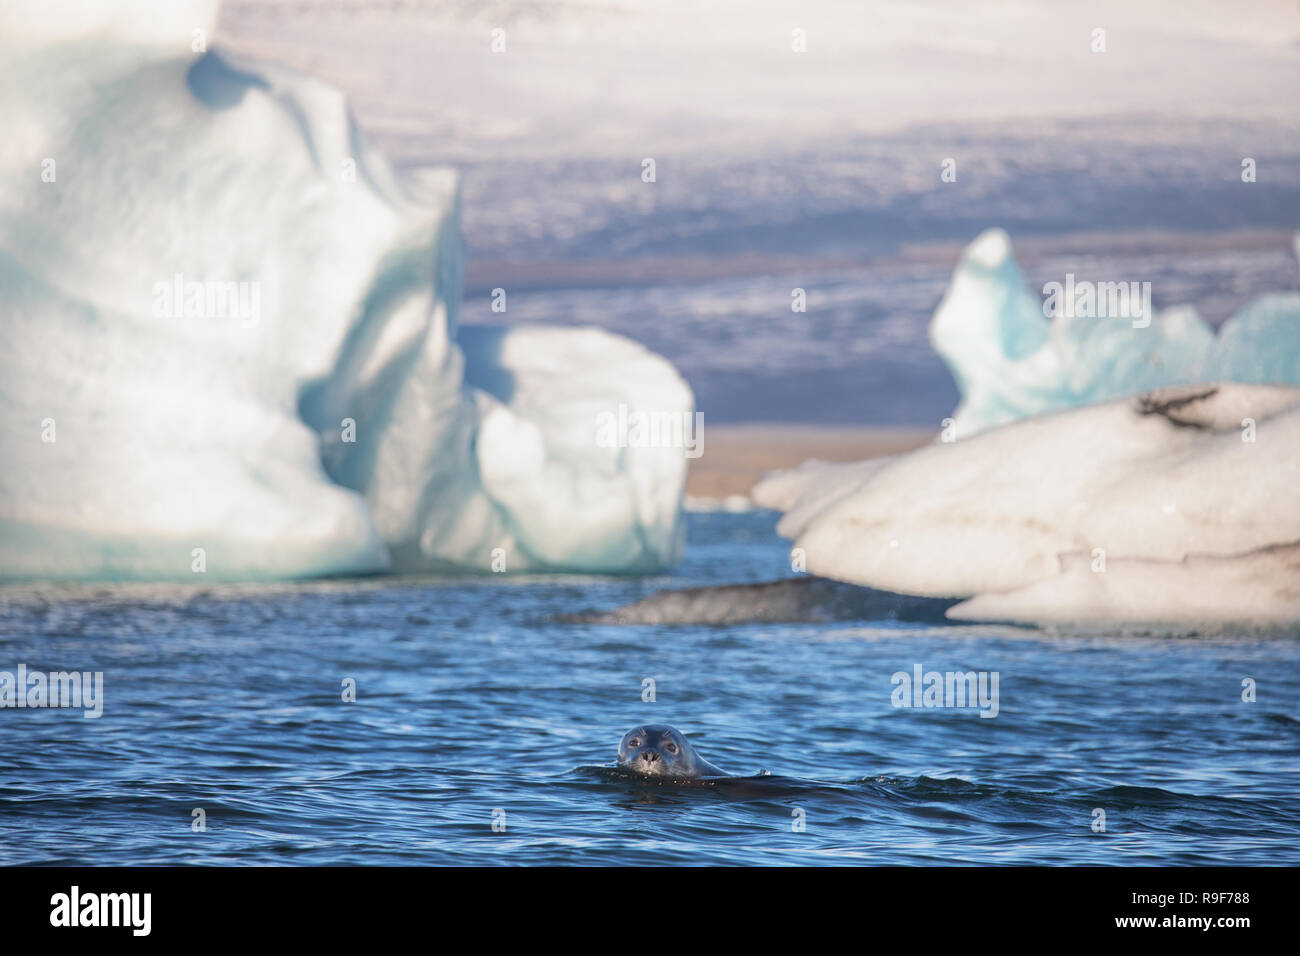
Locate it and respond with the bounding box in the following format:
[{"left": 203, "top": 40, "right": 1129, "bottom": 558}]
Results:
[{"left": 617, "top": 725, "right": 729, "bottom": 778}]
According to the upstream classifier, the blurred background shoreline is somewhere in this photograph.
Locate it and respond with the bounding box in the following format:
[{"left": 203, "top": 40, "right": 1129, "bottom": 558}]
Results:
[
  {"left": 217, "top": 1, "right": 1300, "bottom": 451},
  {"left": 684, "top": 424, "right": 932, "bottom": 499}
]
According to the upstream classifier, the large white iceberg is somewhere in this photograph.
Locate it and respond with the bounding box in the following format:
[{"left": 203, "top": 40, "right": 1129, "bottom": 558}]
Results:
[
  {"left": 0, "top": 1, "right": 689, "bottom": 581},
  {"left": 756, "top": 384, "right": 1300, "bottom": 625},
  {"left": 934, "top": 228, "right": 1300, "bottom": 437}
]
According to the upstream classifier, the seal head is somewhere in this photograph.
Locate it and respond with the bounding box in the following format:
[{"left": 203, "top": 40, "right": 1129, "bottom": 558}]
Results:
[{"left": 617, "top": 725, "right": 728, "bottom": 778}]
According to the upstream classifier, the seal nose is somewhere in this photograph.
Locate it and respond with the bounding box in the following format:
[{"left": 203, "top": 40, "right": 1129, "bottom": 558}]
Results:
[{"left": 640, "top": 751, "right": 660, "bottom": 763}]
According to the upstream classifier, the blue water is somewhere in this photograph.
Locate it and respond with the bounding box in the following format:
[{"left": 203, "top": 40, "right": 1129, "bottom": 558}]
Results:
[{"left": 2, "top": 511, "right": 1297, "bottom": 865}]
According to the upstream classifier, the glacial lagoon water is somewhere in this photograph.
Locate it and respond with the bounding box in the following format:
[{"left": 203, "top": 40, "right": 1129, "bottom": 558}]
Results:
[{"left": 2, "top": 511, "right": 1297, "bottom": 865}]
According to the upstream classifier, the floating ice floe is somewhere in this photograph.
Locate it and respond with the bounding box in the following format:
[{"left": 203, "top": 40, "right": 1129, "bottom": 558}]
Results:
[
  {"left": 755, "top": 227, "right": 1300, "bottom": 625},
  {"left": 0, "top": 1, "right": 689, "bottom": 581},
  {"left": 755, "top": 383, "right": 1300, "bottom": 625}
]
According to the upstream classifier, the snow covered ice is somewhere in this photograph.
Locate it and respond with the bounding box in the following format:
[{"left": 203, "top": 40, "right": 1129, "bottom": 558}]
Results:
[
  {"left": 0, "top": 1, "right": 690, "bottom": 581},
  {"left": 757, "top": 384, "right": 1300, "bottom": 625}
]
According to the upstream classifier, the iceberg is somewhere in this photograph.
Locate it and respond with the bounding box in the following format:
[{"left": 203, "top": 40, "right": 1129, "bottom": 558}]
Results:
[
  {"left": 933, "top": 228, "right": 1300, "bottom": 437},
  {"left": 755, "top": 384, "right": 1300, "bottom": 625},
  {"left": 755, "top": 227, "right": 1300, "bottom": 625},
  {"left": 0, "top": 1, "right": 689, "bottom": 581}
]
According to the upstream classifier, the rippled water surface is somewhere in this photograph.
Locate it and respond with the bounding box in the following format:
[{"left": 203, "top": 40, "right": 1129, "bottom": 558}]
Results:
[{"left": 2, "top": 512, "right": 1298, "bottom": 865}]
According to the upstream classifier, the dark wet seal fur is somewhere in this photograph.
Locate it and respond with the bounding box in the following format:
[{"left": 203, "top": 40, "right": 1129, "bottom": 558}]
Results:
[{"left": 616, "top": 725, "right": 731, "bottom": 779}]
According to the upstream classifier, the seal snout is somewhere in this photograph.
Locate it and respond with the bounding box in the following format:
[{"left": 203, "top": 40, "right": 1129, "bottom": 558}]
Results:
[{"left": 639, "top": 750, "right": 661, "bottom": 765}]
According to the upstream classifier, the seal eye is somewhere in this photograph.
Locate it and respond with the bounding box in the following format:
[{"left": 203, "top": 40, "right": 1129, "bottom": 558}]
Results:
[
  {"left": 629, "top": 738, "right": 641, "bottom": 747},
  {"left": 665, "top": 743, "right": 678, "bottom": 754}
]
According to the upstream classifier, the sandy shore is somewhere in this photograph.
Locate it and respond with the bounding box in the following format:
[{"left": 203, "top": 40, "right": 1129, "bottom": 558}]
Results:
[{"left": 686, "top": 424, "right": 934, "bottom": 499}]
